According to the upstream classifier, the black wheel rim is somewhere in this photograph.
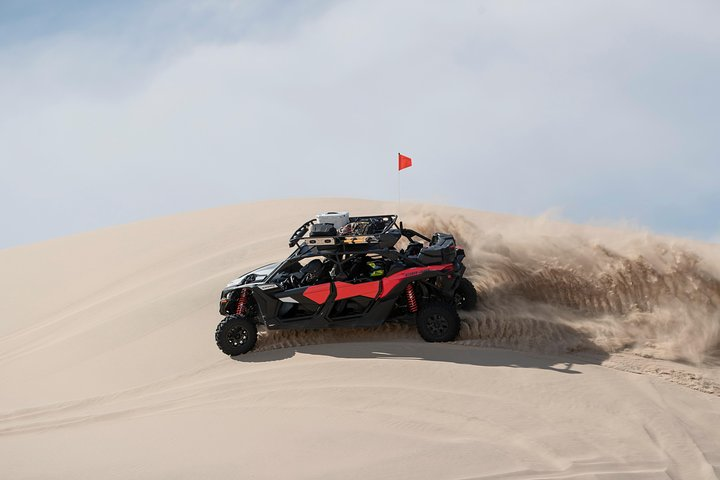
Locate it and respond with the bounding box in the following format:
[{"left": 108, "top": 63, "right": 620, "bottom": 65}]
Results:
[
  {"left": 427, "top": 313, "right": 449, "bottom": 338},
  {"left": 227, "top": 325, "right": 248, "bottom": 347}
]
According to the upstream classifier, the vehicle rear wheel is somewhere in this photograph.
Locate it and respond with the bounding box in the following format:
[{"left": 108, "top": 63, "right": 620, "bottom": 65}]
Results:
[
  {"left": 416, "top": 302, "right": 461, "bottom": 343},
  {"left": 215, "top": 315, "right": 258, "bottom": 356},
  {"left": 455, "top": 278, "right": 478, "bottom": 311}
]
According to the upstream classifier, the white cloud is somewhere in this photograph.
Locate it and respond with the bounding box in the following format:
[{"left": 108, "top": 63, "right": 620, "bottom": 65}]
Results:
[{"left": 1, "top": 0, "right": 719, "bottom": 247}]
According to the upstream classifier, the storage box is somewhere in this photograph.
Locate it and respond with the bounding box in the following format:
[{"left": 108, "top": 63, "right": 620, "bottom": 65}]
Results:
[
  {"left": 316, "top": 211, "right": 349, "bottom": 230},
  {"left": 309, "top": 223, "right": 337, "bottom": 237}
]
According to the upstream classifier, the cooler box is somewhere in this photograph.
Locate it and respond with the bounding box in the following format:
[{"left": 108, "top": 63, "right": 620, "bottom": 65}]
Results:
[{"left": 316, "top": 212, "right": 349, "bottom": 230}]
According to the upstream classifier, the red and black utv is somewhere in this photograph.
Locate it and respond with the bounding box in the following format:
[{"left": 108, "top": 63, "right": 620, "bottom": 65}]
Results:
[{"left": 215, "top": 213, "right": 476, "bottom": 356}]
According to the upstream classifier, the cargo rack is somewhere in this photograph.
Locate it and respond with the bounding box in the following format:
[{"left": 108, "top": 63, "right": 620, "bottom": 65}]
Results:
[{"left": 288, "top": 214, "right": 399, "bottom": 249}]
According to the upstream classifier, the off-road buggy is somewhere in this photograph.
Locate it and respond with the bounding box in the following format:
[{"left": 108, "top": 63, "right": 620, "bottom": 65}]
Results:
[{"left": 215, "top": 213, "right": 477, "bottom": 355}]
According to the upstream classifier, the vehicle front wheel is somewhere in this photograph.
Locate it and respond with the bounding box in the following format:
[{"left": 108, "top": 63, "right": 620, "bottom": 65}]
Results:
[
  {"left": 455, "top": 278, "right": 478, "bottom": 311},
  {"left": 215, "top": 315, "right": 258, "bottom": 356},
  {"left": 416, "top": 302, "right": 461, "bottom": 343}
]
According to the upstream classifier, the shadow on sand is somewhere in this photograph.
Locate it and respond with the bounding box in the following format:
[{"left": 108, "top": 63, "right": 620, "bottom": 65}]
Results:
[{"left": 234, "top": 340, "right": 609, "bottom": 374}]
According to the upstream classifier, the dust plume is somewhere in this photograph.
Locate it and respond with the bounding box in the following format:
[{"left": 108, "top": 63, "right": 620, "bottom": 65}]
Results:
[{"left": 412, "top": 210, "right": 720, "bottom": 364}]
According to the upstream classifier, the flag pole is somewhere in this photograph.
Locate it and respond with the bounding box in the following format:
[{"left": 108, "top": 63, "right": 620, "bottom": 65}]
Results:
[
  {"left": 397, "top": 153, "right": 401, "bottom": 219},
  {"left": 397, "top": 152, "right": 412, "bottom": 219}
]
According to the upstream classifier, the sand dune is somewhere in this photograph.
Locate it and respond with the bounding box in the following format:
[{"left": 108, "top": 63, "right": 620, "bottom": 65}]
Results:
[{"left": 1, "top": 199, "right": 719, "bottom": 479}]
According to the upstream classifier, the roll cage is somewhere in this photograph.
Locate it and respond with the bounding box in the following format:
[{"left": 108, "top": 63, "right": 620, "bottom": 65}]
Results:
[
  {"left": 267, "top": 244, "right": 401, "bottom": 285},
  {"left": 269, "top": 229, "right": 450, "bottom": 287}
]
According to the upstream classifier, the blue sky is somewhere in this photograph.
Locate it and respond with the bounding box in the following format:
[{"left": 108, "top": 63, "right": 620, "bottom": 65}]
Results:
[{"left": 1, "top": 0, "right": 719, "bottom": 248}]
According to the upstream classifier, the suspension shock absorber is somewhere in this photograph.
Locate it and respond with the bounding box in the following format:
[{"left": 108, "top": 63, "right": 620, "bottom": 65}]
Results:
[
  {"left": 235, "top": 288, "right": 250, "bottom": 316},
  {"left": 405, "top": 283, "right": 418, "bottom": 313}
]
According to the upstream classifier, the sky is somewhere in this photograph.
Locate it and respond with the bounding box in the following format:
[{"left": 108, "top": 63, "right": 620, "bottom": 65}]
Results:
[{"left": 1, "top": 0, "right": 719, "bottom": 248}]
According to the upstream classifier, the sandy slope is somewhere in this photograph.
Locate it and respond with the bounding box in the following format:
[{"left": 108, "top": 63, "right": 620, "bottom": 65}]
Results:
[{"left": 1, "top": 198, "right": 719, "bottom": 479}]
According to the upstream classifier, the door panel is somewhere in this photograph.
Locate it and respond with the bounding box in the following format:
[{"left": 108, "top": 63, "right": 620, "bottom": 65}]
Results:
[
  {"left": 274, "top": 285, "right": 329, "bottom": 320},
  {"left": 329, "top": 280, "right": 380, "bottom": 319},
  {"left": 334, "top": 281, "right": 380, "bottom": 301}
]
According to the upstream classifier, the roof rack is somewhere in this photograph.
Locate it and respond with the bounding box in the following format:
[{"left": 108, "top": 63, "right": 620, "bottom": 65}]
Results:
[{"left": 288, "top": 215, "right": 399, "bottom": 248}]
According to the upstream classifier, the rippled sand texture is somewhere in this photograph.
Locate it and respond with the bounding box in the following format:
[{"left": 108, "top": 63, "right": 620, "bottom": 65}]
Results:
[{"left": 0, "top": 199, "right": 718, "bottom": 479}]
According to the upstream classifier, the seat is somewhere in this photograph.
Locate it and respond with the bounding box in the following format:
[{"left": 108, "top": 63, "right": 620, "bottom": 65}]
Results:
[{"left": 291, "top": 259, "right": 326, "bottom": 286}]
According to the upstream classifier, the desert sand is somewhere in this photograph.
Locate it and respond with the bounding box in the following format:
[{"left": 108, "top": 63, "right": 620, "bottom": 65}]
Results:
[{"left": 1, "top": 198, "right": 719, "bottom": 479}]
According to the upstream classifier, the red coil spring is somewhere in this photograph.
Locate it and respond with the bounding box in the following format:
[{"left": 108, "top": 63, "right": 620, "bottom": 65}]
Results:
[
  {"left": 235, "top": 288, "right": 249, "bottom": 316},
  {"left": 405, "top": 283, "right": 418, "bottom": 313}
]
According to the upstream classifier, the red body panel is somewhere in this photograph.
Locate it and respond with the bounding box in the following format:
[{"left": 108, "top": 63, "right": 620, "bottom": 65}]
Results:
[
  {"left": 334, "top": 281, "right": 380, "bottom": 300},
  {"left": 302, "top": 264, "right": 453, "bottom": 304},
  {"left": 303, "top": 283, "right": 332, "bottom": 304},
  {"left": 379, "top": 264, "right": 453, "bottom": 298}
]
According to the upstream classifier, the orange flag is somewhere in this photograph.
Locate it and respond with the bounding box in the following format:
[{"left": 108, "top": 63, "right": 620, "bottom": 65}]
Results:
[{"left": 398, "top": 153, "right": 412, "bottom": 171}]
